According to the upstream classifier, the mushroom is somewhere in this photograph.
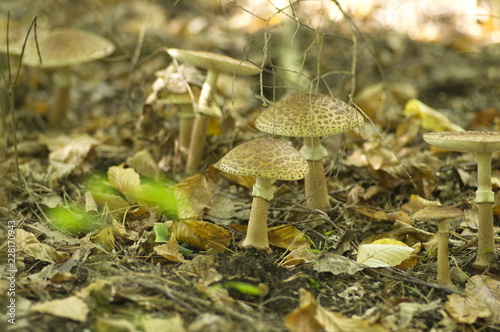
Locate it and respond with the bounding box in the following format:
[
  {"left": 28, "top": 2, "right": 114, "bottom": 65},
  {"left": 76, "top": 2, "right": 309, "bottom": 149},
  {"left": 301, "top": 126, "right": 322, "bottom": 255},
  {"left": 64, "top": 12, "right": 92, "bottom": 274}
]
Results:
[
  {"left": 423, "top": 131, "right": 500, "bottom": 270},
  {"left": 167, "top": 48, "right": 260, "bottom": 175},
  {"left": 217, "top": 138, "right": 309, "bottom": 250},
  {"left": 255, "top": 93, "right": 364, "bottom": 211},
  {"left": 22, "top": 28, "right": 115, "bottom": 127},
  {"left": 147, "top": 63, "right": 205, "bottom": 160},
  {"left": 413, "top": 205, "right": 463, "bottom": 285}
]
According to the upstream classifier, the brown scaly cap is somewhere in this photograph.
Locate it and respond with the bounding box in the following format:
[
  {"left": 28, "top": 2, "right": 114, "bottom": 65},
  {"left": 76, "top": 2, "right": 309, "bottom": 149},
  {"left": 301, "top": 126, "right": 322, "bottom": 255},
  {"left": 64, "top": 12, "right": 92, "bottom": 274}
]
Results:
[
  {"left": 423, "top": 131, "right": 500, "bottom": 153},
  {"left": 256, "top": 93, "right": 364, "bottom": 137},
  {"left": 218, "top": 138, "right": 309, "bottom": 181},
  {"left": 22, "top": 28, "right": 115, "bottom": 68},
  {"left": 167, "top": 48, "right": 260, "bottom": 76}
]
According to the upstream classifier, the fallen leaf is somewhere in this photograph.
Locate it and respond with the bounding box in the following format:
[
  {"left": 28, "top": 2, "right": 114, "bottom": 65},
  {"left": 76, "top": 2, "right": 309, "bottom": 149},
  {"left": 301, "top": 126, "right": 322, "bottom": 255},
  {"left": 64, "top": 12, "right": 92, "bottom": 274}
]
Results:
[
  {"left": 127, "top": 149, "right": 162, "bottom": 180},
  {"left": 313, "top": 253, "right": 365, "bottom": 275},
  {"left": 403, "top": 99, "right": 464, "bottom": 132},
  {"left": 444, "top": 275, "right": 500, "bottom": 324},
  {"left": 170, "top": 220, "right": 230, "bottom": 254},
  {"left": 268, "top": 225, "right": 310, "bottom": 251},
  {"left": 285, "top": 288, "right": 387, "bottom": 332},
  {"left": 93, "top": 227, "right": 115, "bottom": 250},
  {"left": 173, "top": 174, "right": 212, "bottom": 219},
  {"left": 154, "top": 233, "right": 187, "bottom": 263},
  {"left": 357, "top": 243, "right": 414, "bottom": 268},
  {"left": 107, "top": 164, "right": 141, "bottom": 201},
  {"left": 31, "top": 296, "right": 89, "bottom": 322},
  {"left": 16, "top": 229, "right": 70, "bottom": 264}
]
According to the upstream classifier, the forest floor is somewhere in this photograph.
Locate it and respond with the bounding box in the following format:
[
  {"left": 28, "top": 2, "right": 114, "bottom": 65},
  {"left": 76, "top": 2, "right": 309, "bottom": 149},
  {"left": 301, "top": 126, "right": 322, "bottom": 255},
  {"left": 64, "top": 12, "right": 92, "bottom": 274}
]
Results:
[{"left": 1, "top": 1, "right": 499, "bottom": 331}]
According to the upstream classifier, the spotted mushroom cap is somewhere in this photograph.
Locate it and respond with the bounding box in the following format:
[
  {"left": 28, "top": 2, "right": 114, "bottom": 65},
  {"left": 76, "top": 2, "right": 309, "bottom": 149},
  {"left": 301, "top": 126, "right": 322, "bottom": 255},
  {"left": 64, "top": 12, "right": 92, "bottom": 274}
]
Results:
[
  {"left": 423, "top": 131, "right": 500, "bottom": 153},
  {"left": 167, "top": 48, "right": 260, "bottom": 76},
  {"left": 22, "top": 28, "right": 115, "bottom": 68},
  {"left": 256, "top": 93, "right": 364, "bottom": 137},
  {"left": 218, "top": 138, "right": 309, "bottom": 181}
]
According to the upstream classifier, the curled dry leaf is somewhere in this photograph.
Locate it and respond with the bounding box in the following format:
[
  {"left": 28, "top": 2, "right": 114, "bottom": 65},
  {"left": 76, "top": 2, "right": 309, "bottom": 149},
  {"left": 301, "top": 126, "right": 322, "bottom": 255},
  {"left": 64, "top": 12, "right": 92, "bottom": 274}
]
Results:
[
  {"left": 173, "top": 174, "right": 212, "bottom": 220},
  {"left": 126, "top": 149, "right": 161, "bottom": 180},
  {"left": 445, "top": 275, "right": 500, "bottom": 324},
  {"left": 107, "top": 164, "right": 141, "bottom": 201},
  {"left": 170, "top": 220, "right": 230, "bottom": 254},
  {"left": 154, "top": 233, "right": 187, "bottom": 263},
  {"left": 16, "top": 229, "right": 70, "bottom": 264},
  {"left": 285, "top": 288, "right": 387, "bottom": 332}
]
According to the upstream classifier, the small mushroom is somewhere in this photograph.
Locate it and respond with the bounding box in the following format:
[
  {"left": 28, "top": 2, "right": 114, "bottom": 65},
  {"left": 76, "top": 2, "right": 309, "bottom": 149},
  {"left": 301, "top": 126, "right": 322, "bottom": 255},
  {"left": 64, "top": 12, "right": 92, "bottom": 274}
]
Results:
[
  {"left": 255, "top": 93, "right": 364, "bottom": 210},
  {"left": 147, "top": 63, "right": 205, "bottom": 160},
  {"left": 167, "top": 48, "right": 260, "bottom": 175},
  {"left": 413, "top": 205, "right": 463, "bottom": 285},
  {"left": 22, "top": 28, "right": 115, "bottom": 127},
  {"left": 217, "top": 138, "right": 309, "bottom": 250},
  {"left": 423, "top": 131, "right": 500, "bottom": 270}
]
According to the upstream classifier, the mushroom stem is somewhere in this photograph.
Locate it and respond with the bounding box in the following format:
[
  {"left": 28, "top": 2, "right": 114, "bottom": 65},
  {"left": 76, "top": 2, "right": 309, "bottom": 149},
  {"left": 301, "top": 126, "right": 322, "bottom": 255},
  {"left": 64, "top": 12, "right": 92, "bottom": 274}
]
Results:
[
  {"left": 50, "top": 67, "right": 72, "bottom": 127},
  {"left": 301, "top": 137, "right": 331, "bottom": 210},
  {"left": 437, "top": 219, "right": 452, "bottom": 285},
  {"left": 242, "top": 177, "right": 273, "bottom": 249},
  {"left": 177, "top": 104, "right": 195, "bottom": 160},
  {"left": 186, "top": 70, "right": 219, "bottom": 175},
  {"left": 473, "top": 151, "right": 496, "bottom": 270}
]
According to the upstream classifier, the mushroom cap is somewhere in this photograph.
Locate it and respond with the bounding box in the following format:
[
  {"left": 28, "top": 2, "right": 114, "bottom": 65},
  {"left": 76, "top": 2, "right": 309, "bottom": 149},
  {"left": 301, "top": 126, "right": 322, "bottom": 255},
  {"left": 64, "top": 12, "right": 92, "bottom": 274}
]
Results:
[
  {"left": 22, "top": 28, "right": 115, "bottom": 68},
  {"left": 412, "top": 205, "right": 463, "bottom": 222},
  {"left": 255, "top": 93, "right": 364, "bottom": 137},
  {"left": 167, "top": 48, "right": 260, "bottom": 76},
  {"left": 0, "top": 18, "right": 30, "bottom": 55},
  {"left": 423, "top": 131, "right": 500, "bottom": 153},
  {"left": 218, "top": 138, "right": 309, "bottom": 181}
]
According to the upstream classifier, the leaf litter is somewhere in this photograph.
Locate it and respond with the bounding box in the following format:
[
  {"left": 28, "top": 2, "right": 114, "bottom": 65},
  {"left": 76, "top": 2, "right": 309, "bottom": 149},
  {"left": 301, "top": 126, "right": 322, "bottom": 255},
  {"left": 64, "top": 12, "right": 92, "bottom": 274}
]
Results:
[{"left": 1, "top": 1, "right": 500, "bottom": 332}]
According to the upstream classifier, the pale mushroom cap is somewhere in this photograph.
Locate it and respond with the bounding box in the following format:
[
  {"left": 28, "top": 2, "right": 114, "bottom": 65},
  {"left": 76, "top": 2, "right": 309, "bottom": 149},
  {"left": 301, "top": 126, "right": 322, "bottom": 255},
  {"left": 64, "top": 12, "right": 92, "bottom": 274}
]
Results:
[
  {"left": 423, "top": 131, "right": 500, "bottom": 153},
  {"left": 0, "top": 18, "right": 29, "bottom": 55},
  {"left": 22, "top": 28, "right": 115, "bottom": 68},
  {"left": 218, "top": 138, "right": 309, "bottom": 180},
  {"left": 412, "top": 206, "right": 463, "bottom": 222},
  {"left": 167, "top": 48, "right": 260, "bottom": 76},
  {"left": 255, "top": 93, "right": 364, "bottom": 137}
]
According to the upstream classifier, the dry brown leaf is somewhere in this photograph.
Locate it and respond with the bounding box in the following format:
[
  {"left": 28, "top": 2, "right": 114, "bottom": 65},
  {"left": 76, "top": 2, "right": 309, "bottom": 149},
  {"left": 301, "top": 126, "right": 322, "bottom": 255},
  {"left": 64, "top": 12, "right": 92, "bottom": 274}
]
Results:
[
  {"left": 279, "top": 243, "right": 317, "bottom": 267},
  {"left": 170, "top": 220, "right": 230, "bottom": 254},
  {"left": 45, "top": 134, "right": 100, "bottom": 165},
  {"left": 314, "top": 253, "right": 365, "bottom": 275},
  {"left": 391, "top": 116, "right": 421, "bottom": 152},
  {"left": 268, "top": 225, "right": 310, "bottom": 251},
  {"left": 353, "top": 207, "right": 388, "bottom": 221},
  {"left": 285, "top": 289, "right": 387, "bottom": 332},
  {"left": 445, "top": 275, "right": 500, "bottom": 324},
  {"left": 107, "top": 164, "right": 141, "bottom": 201},
  {"left": 173, "top": 174, "right": 212, "bottom": 219},
  {"left": 93, "top": 227, "right": 115, "bottom": 250},
  {"left": 127, "top": 149, "right": 161, "bottom": 180},
  {"left": 16, "top": 229, "right": 69, "bottom": 264},
  {"left": 154, "top": 233, "right": 187, "bottom": 263},
  {"left": 31, "top": 296, "right": 89, "bottom": 322},
  {"left": 207, "top": 164, "right": 256, "bottom": 189},
  {"left": 361, "top": 227, "right": 434, "bottom": 247}
]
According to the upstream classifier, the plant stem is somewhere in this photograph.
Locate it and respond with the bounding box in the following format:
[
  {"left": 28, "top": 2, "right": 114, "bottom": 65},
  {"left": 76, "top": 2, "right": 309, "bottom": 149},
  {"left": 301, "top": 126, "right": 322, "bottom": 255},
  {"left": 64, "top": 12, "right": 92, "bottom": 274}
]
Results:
[{"left": 50, "top": 67, "right": 71, "bottom": 127}]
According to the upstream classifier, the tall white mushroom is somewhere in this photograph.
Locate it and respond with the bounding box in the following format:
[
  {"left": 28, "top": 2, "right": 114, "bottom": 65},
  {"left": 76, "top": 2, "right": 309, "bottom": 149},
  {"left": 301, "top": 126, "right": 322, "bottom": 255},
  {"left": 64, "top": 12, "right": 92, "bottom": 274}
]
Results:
[
  {"left": 217, "top": 138, "right": 309, "bottom": 250},
  {"left": 256, "top": 93, "right": 364, "bottom": 211},
  {"left": 22, "top": 28, "right": 115, "bottom": 127},
  {"left": 167, "top": 48, "right": 260, "bottom": 175},
  {"left": 423, "top": 131, "right": 500, "bottom": 270}
]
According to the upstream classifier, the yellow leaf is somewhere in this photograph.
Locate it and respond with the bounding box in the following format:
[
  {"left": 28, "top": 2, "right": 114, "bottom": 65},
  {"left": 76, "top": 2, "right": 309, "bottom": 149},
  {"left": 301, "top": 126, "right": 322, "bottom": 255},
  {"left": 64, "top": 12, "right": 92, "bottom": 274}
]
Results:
[
  {"left": 357, "top": 243, "right": 414, "bottom": 268},
  {"left": 403, "top": 99, "right": 464, "bottom": 132},
  {"left": 93, "top": 227, "right": 115, "bottom": 250},
  {"left": 268, "top": 225, "right": 310, "bottom": 250},
  {"left": 173, "top": 174, "right": 212, "bottom": 219},
  {"left": 170, "top": 220, "right": 230, "bottom": 254}
]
